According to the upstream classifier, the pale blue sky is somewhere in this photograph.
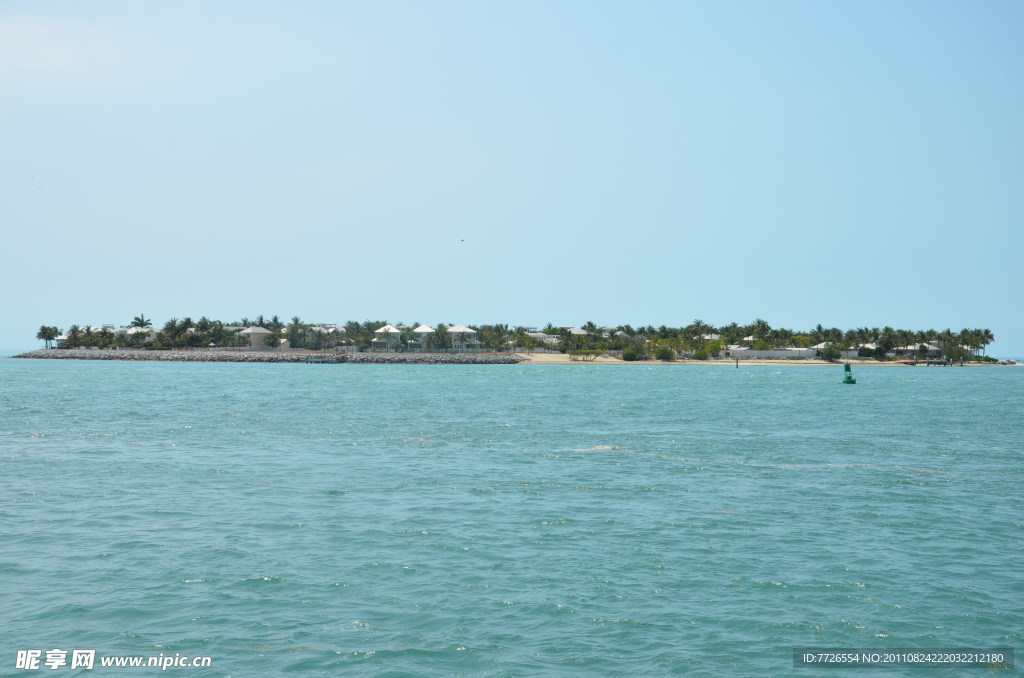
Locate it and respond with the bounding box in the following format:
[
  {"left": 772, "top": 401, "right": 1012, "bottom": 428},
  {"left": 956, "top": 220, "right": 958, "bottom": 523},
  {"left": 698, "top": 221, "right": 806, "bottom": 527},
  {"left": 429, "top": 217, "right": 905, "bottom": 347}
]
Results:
[{"left": 3, "top": 1, "right": 1022, "bottom": 354}]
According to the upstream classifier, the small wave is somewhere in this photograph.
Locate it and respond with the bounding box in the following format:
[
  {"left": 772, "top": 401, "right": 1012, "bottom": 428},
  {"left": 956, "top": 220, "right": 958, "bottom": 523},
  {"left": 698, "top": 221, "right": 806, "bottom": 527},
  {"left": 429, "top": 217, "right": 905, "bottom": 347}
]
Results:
[
  {"left": 586, "top": 617, "right": 648, "bottom": 627},
  {"left": 239, "top": 575, "right": 286, "bottom": 584}
]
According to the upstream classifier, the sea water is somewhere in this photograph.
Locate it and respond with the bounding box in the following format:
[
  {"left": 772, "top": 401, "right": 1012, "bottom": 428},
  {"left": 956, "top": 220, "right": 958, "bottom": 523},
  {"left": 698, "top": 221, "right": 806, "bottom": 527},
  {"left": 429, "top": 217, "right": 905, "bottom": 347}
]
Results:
[{"left": 1, "top": 358, "right": 1021, "bottom": 676}]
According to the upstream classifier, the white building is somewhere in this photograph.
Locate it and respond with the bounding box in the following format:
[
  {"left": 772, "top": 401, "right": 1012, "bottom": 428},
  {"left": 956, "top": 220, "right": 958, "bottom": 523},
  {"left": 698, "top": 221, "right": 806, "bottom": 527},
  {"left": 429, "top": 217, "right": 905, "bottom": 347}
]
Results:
[
  {"left": 446, "top": 325, "right": 480, "bottom": 350},
  {"left": 371, "top": 324, "right": 402, "bottom": 350},
  {"left": 239, "top": 326, "right": 274, "bottom": 348},
  {"left": 410, "top": 325, "right": 435, "bottom": 349}
]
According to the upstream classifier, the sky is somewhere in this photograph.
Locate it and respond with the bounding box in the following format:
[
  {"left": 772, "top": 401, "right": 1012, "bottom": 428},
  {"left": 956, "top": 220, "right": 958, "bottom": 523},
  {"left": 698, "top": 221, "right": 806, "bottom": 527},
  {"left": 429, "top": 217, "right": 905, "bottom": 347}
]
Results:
[{"left": 2, "top": 1, "right": 1022, "bottom": 355}]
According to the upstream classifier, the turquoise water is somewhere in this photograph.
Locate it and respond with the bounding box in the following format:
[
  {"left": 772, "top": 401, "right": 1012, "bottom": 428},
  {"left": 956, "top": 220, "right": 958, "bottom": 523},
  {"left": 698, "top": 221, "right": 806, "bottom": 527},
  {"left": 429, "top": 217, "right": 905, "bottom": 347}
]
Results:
[{"left": 1, "top": 359, "right": 1021, "bottom": 676}]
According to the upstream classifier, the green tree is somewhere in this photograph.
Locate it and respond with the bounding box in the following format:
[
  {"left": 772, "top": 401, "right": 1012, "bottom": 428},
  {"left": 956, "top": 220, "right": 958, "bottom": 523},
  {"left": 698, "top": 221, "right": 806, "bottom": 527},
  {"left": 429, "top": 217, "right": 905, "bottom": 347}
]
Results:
[
  {"left": 980, "top": 328, "right": 994, "bottom": 356},
  {"left": 621, "top": 345, "right": 645, "bottom": 361},
  {"left": 66, "top": 325, "right": 81, "bottom": 348},
  {"left": 160, "top": 318, "right": 184, "bottom": 347},
  {"left": 879, "top": 327, "right": 898, "bottom": 353},
  {"left": 430, "top": 324, "right": 451, "bottom": 349},
  {"left": 36, "top": 325, "right": 60, "bottom": 348},
  {"left": 480, "top": 324, "right": 510, "bottom": 351},
  {"left": 751, "top": 318, "right": 772, "bottom": 342},
  {"left": 581, "top": 321, "right": 603, "bottom": 348},
  {"left": 792, "top": 335, "right": 813, "bottom": 349},
  {"left": 719, "top": 322, "right": 742, "bottom": 346},
  {"left": 654, "top": 346, "right": 675, "bottom": 361},
  {"left": 288, "top": 317, "right": 307, "bottom": 348},
  {"left": 820, "top": 343, "right": 842, "bottom": 361},
  {"left": 131, "top": 314, "right": 152, "bottom": 329}
]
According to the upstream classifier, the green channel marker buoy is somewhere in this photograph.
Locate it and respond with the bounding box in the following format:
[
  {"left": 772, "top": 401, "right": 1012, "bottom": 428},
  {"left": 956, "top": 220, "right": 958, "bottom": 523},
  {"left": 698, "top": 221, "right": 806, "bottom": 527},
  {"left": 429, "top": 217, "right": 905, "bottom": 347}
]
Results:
[{"left": 843, "top": 362, "right": 856, "bottom": 384}]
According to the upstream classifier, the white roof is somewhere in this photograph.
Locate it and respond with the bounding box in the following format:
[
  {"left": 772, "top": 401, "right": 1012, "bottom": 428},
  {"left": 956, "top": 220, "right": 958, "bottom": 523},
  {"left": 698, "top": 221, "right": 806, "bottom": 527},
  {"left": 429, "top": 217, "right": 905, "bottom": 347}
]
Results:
[
  {"left": 240, "top": 326, "right": 273, "bottom": 335},
  {"left": 374, "top": 324, "right": 401, "bottom": 333},
  {"left": 897, "top": 343, "right": 940, "bottom": 351},
  {"left": 412, "top": 325, "right": 434, "bottom": 333},
  {"left": 447, "top": 325, "right": 475, "bottom": 333}
]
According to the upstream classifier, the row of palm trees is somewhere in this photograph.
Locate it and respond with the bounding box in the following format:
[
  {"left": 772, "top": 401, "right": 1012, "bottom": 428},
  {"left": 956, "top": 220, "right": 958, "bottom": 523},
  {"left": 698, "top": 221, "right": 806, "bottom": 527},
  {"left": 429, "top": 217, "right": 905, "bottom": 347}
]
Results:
[{"left": 37, "top": 315, "right": 996, "bottom": 358}]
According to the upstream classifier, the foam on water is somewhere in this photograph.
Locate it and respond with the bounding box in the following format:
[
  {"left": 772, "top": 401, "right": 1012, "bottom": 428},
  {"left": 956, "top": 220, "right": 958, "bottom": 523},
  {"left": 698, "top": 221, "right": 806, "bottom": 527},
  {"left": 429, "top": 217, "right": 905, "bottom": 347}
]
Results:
[{"left": 1, "top": 359, "right": 1021, "bottom": 675}]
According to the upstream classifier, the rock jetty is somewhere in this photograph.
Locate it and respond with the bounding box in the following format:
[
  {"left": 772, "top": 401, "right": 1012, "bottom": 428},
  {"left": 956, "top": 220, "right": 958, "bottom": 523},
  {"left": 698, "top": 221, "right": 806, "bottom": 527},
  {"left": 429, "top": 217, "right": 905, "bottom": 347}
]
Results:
[{"left": 12, "top": 349, "right": 525, "bottom": 364}]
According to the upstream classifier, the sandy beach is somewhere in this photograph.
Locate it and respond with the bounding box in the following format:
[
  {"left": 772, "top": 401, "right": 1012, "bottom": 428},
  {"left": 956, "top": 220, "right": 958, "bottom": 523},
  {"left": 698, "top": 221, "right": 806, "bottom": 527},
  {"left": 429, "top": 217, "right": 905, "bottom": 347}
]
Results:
[
  {"left": 515, "top": 353, "right": 1018, "bottom": 366},
  {"left": 519, "top": 354, "right": 833, "bottom": 365}
]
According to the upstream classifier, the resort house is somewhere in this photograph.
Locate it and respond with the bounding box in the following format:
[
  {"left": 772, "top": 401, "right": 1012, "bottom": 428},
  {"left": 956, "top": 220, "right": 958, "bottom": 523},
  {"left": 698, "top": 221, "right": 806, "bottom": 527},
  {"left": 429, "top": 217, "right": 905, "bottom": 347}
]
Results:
[
  {"left": 240, "top": 326, "right": 274, "bottom": 348},
  {"left": 409, "top": 325, "right": 435, "bottom": 349},
  {"left": 371, "top": 324, "right": 403, "bottom": 350},
  {"left": 446, "top": 325, "right": 480, "bottom": 350}
]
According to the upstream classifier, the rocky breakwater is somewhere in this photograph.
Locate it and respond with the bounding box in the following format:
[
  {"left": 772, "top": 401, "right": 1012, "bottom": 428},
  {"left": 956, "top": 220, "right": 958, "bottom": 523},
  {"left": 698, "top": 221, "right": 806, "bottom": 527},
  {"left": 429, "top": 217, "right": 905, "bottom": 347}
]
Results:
[{"left": 13, "top": 349, "right": 525, "bottom": 364}]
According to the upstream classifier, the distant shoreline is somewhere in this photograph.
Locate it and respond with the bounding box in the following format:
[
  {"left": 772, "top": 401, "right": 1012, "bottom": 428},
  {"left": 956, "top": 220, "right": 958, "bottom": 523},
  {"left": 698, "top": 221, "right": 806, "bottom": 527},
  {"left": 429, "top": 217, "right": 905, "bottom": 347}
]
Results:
[{"left": 10, "top": 348, "right": 1019, "bottom": 366}]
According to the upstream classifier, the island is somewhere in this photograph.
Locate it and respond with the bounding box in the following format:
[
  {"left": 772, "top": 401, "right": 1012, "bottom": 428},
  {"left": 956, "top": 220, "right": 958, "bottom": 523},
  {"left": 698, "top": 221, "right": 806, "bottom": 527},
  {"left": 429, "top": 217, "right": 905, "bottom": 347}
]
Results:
[{"left": 15, "top": 315, "right": 1013, "bottom": 365}]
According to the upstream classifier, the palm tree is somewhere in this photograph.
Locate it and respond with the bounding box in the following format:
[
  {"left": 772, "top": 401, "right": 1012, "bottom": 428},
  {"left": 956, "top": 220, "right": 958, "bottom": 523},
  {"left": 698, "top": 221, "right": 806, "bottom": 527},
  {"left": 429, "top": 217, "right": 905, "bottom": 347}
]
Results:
[
  {"left": 980, "top": 328, "right": 995, "bottom": 356},
  {"left": 937, "top": 328, "right": 957, "bottom": 358},
  {"left": 36, "top": 325, "right": 59, "bottom": 348},
  {"left": 430, "top": 324, "right": 452, "bottom": 349},
  {"left": 751, "top": 318, "right": 772, "bottom": 342},
  {"left": 879, "top": 327, "right": 898, "bottom": 353},
  {"left": 719, "top": 322, "right": 741, "bottom": 346},
  {"left": 687, "top": 318, "right": 713, "bottom": 341},
  {"left": 162, "top": 318, "right": 182, "bottom": 347},
  {"left": 195, "top": 317, "right": 213, "bottom": 343},
  {"left": 960, "top": 328, "right": 982, "bottom": 356},
  {"left": 131, "top": 314, "right": 152, "bottom": 329},
  {"left": 287, "top": 316, "right": 307, "bottom": 348}
]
